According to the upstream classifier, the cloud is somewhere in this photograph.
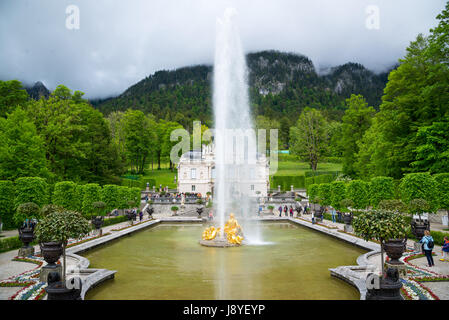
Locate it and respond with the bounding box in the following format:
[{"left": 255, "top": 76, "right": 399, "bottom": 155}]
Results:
[{"left": 0, "top": 0, "right": 445, "bottom": 98}]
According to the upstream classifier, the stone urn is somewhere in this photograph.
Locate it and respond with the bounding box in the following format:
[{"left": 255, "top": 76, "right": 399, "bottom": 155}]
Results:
[
  {"left": 126, "top": 210, "right": 136, "bottom": 221},
  {"left": 383, "top": 239, "right": 407, "bottom": 265},
  {"left": 91, "top": 216, "right": 104, "bottom": 230},
  {"left": 146, "top": 207, "right": 154, "bottom": 219},
  {"left": 342, "top": 212, "right": 353, "bottom": 225},
  {"left": 410, "top": 219, "right": 429, "bottom": 241},
  {"left": 295, "top": 206, "right": 302, "bottom": 216},
  {"left": 197, "top": 207, "right": 204, "bottom": 218},
  {"left": 18, "top": 223, "right": 36, "bottom": 256},
  {"left": 40, "top": 242, "right": 63, "bottom": 267}
]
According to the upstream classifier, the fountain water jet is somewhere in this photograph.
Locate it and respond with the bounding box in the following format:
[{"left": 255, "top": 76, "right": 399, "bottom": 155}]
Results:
[{"left": 201, "top": 7, "right": 263, "bottom": 246}]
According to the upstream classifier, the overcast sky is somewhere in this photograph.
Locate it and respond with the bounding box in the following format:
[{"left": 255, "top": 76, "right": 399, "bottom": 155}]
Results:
[{"left": 0, "top": 0, "right": 446, "bottom": 98}]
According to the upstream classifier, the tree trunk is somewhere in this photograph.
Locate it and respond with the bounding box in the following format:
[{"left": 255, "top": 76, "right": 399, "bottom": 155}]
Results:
[
  {"left": 62, "top": 241, "right": 67, "bottom": 286},
  {"left": 380, "top": 238, "right": 385, "bottom": 277}
]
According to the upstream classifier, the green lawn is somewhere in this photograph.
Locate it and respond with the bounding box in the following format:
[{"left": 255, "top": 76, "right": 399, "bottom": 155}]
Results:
[
  {"left": 271, "top": 154, "right": 341, "bottom": 176},
  {"left": 121, "top": 162, "right": 178, "bottom": 189}
]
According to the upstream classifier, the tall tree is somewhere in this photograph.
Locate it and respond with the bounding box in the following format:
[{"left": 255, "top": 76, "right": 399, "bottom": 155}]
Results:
[
  {"left": 0, "top": 108, "right": 49, "bottom": 180},
  {"left": 340, "top": 94, "right": 375, "bottom": 177},
  {"left": 0, "top": 80, "right": 29, "bottom": 118},
  {"left": 289, "top": 107, "right": 329, "bottom": 171},
  {"left": 123, "top": 109, "right": 156, "bottom": 174}
]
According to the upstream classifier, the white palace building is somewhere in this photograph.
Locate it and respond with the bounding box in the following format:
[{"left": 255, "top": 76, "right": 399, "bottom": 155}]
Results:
[{"left": 177, "top": 144, "right": 270, "bottom": 197}]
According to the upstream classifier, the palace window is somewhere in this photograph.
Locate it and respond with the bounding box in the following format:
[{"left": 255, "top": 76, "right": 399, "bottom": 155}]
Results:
[
  {"left": 191, "top": 168, "right": 196, "bottom": 179},
  {"left": 192, "top": 185, "right": 196, "bottom": 191}
]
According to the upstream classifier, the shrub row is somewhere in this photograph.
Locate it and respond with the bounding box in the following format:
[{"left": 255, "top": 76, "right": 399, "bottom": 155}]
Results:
[
  {"left": 306, "top": 172, "right": 449, "bottom": 213},
  {"left": 0, "top": 177, "right": 143, "bottom": 229},
  {"left": 0, "top": 236, "right": 33, "bottom": 254}
]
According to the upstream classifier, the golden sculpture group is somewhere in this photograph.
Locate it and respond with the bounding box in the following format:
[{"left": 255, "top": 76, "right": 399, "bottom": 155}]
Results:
[{"left": 202, "top": 213, "right": 244, "bottom": 245}]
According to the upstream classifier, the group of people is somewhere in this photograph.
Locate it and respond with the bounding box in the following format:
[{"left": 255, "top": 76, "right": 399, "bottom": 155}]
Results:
[{"left": 277, "top": 205, "right": 297, "bottom": 217}]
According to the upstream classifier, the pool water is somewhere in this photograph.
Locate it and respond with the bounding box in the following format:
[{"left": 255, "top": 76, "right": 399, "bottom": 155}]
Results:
[{"left": 83, "top": 223, "right": 365, "bottom": 300}]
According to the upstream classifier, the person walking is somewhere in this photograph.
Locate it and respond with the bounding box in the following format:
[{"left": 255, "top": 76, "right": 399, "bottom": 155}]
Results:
[
  {"left": 420, "top": 230, "right": 435, "bottom": 267},
  {"left": 139, "top": 210, "right": 143, "bottom": 221},
  {"left": 330, "top": 206, "right": 336, "bottom": 223},
  {"left": 440, "top": 236, "right": 449, "bottom": 262},
  {"left": 289, "top": 206, "right": 293, "bottom": 217},
  {"left": 283, "top": 205, "right": 288, "bottom": 217},
  {"left": 278, "top": 205, "right": 282, "bottom": 217},
  {"left": 209, "top": 210, "right": 214, "bottom": 221}
]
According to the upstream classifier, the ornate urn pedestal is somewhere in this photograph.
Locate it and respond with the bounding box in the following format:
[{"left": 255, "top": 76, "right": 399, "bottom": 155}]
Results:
[
  {"left": 91, "top": 216, "right": 104, "bottom": 236},
  {"left": 197, "top": 207, "right": 204, "bottom": 218},
  {"left": 342, "top": 213, "right": 354, "bottom": 233},
  {"left": 146, "top": 207, "right": 154, "bottom": 219},
  {"left": 39, "top": 242, "right": 63, "bottom": 282},
  {"left": 18, "top": 224, "right": 36, "bottom": 257},
  {"left": 383, "top": 238, "right": 407, "bottom": 277}
]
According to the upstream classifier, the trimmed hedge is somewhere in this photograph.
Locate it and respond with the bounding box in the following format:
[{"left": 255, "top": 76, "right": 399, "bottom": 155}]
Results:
[
  {"left": 347, "top": 180, "right": 370, "bottom": 209},
  {"left": 330, "top": 181, "right": 347, "bottom": 210},
  {"left": 0, "top": 236, "right": 34, "bottom": 254},
  {"left": 82, "top": 183, "right": 101, "bottom": 216},
  {"left": 369, "top": 176, "right": 395, "bottom": 208},
  {"left": 103, "top": 215, "right": 128, "bottom": 227},
  {"left": 14, "top": 177, "right": 48, "bottom": 209},
  {"left": 399, "top": 173, "right": 438, "bottom": 211},
  {"left": 101, "top": 185, "right": 120, "bottom": 213},
  {"left": 305, "top": 174, "right": 336, "bottom": 188},
  {"left": 52, "top": 181, "right": 77, "bottom": 211},
  {"left": 318, "top": 183, "right": 332, "bottom": 207},
  {"left": 271, "top": 175, "right": 306, "bottom": 190},
  {"left": 0, "top": 181, "right": 15, "bottom": 229}
]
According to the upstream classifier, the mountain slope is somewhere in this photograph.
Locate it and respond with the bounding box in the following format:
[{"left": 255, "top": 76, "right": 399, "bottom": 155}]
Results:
[{"left": 92, "top": 50, "right": 393, "bottom": 127}]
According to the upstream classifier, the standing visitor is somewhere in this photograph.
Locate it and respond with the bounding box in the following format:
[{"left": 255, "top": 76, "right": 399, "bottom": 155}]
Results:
[
  {"left": 139, "top": 210, "right": 143, "bottom": 221},
  {"left": 337, "top": 210, "right": 342, "bottom": 222},
  {"left": 420, "top": 230, "right": 435, "bottom": 267},
  {"left": 331, "top": 207, "right": 336, "bottom": 223},
  {"left": 283, "top": 205, "right": 288, "bottom": 217},
  {"left": 440, "top": 236, "right": 449, "bottom": 262},
  {"left": 209, "top": 210, "right": 214, "bottom": 221},
  {"left": 258, "top": 205, "right": 262, "bottom": 217},
  {"left": 289, "top": 206, "right": 293, "bottom": 217},
  {"left": 278, "top": 205, "right": 282, "bottom": 217}
]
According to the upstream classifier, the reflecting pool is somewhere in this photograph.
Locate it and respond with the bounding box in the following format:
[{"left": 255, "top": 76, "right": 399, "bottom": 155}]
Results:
[{"left": 84, "top": 223, "right": 365, "bottom": 300}]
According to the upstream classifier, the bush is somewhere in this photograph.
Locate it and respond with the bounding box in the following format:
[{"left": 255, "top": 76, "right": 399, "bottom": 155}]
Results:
[
  {"left": 117, "top": 186, "right": 131, "bottom": 209},
  {"left": 15, "top": 177, "right": 49, "bottom": 209},
  {"left": 330, "top": 181, "right": 347, "bottom": 210},
  {"left": 399, "top": 173, "right": 438, "bottom": 211},
  {"left": 82, "top": 183, "right": 101, "bottom": 217},
  {"left": 14, "top": 202, "right": 40, "bottom": 226},
  {"left": 52, "top": 181, "right": 77, "bottom": 211},
  {"left": 171, "top": 206, "right": 179, "bottom": 212},
  {"left": 0, "top": 181, "right": 15, "bottom": 229},
  {"left": 346, "top": 180, "right": 370, "bottom": 209},
  {"left": 369, "top": 176, "right": 395, "bottom": 208}
]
